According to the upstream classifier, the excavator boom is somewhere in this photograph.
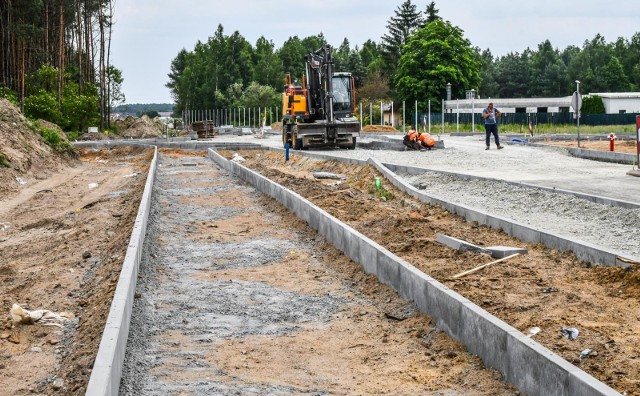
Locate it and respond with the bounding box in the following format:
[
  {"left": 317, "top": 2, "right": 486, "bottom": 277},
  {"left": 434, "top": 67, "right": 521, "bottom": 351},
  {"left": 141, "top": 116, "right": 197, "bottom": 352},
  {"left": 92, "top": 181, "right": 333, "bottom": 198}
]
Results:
[{"left": 282, "top": 46, "right": 360, "bottom": 150}]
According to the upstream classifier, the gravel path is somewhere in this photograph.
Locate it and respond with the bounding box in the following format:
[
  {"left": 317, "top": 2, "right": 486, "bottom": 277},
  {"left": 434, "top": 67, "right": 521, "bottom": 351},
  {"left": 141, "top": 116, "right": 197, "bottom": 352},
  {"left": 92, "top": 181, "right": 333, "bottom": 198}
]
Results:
[
  {"left": 403, "top": 172, "right": 640, "bottom": 257},
  {"left": 119, "top": 151, "right": 515, "bottom": 395},
  {"left": 120, "top": 153, "right": 335, "bottom": 394}
]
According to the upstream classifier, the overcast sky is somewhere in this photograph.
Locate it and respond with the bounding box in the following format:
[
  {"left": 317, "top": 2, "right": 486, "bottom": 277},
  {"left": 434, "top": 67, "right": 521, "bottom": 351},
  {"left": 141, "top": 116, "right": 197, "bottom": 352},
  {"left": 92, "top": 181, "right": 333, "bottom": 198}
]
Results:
[{"left": 110, "top": 0, "right": 638, "bottom": 104}]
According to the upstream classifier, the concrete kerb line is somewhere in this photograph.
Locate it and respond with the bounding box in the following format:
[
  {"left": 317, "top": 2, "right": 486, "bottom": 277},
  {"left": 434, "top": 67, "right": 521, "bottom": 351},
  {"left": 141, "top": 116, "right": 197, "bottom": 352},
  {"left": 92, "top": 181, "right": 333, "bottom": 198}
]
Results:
[
  {"left": 367, "top": 158, "right": 639, "bottom": 267},
  {"left": 205, "top": 148, "right": 620, "bottom": 396},
  {"left": 381, "top": 162, "right": 640, "bottom": 210},
  {"left": 259, "top": 148, "right": 637, "bottom": 266},
  {"left": 85, "top": 145, "right": 158, "bottom": 396}
]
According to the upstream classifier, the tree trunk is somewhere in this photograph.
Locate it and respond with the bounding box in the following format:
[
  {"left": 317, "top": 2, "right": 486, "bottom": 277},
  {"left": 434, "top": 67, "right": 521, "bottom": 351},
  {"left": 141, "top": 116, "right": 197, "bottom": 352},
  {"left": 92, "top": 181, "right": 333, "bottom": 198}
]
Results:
[
  {"left": 76, "top": 0, "right": 83, "bottom": 89},
  {"left": 106, "top": 0, "right": 114, "bottom": 128},
  {"left": 98, "top": 3, "right": 105, "bottom": 131},
  {"left": 58, "top": 0, "right": 64, "bottom": 111}
]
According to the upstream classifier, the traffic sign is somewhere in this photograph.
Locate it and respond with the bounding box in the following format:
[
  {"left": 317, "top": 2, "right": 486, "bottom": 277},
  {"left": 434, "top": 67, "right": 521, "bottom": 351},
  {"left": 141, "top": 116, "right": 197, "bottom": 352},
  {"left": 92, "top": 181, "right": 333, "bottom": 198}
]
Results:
[{"left": 571, "top": 91, "right": 582, "bottom": 115}]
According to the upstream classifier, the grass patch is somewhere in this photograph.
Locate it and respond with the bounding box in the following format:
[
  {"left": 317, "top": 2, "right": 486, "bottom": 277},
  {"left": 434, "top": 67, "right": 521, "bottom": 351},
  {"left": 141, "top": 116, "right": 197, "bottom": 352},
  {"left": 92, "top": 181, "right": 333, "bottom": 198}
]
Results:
[
  {"left": 66, "top": 131, "right": 79, "bottom": 141},
  {"left": 40, "top": 127, "right": 76, "bottom": 156},
  {"left": 436, "top": 122, "right": 637, "bottom": 135}
]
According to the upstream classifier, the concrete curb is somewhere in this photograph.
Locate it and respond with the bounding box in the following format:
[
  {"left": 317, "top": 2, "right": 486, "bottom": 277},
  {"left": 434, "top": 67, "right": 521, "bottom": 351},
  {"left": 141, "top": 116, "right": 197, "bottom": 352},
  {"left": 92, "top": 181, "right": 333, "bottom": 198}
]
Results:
[
  {"left": 85, "top": 146, "right": 158, "bottom": 396},
  {"left": 206, "top": 148, "right": 620, "bottom": 396},
  {"left": 567, "top": 147, "right": 637, "bottom": 165},
  {"left": 371, "top": 159, "right": 638, "bottom": 267},
  {"left": 382, "top": 162, "right": 640, "bottom": 210}
]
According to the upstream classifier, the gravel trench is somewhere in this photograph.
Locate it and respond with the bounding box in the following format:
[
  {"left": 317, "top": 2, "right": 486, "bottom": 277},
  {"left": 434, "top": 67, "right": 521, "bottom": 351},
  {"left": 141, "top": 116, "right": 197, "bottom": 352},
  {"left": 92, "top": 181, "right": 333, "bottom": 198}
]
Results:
[{"left": 119, "top": 154, "right": 341, "bottom": 394}]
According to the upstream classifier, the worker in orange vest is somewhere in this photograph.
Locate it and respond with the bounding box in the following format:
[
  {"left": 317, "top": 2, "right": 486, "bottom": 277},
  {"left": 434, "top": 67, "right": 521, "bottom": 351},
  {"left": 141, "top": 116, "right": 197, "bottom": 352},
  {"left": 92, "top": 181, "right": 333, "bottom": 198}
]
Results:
[
  {"left": 403, "top": 126, "right": 423, "bottom": 151},
  {"left": 418, "top": 131, "right": 435, "bottom": 150}
]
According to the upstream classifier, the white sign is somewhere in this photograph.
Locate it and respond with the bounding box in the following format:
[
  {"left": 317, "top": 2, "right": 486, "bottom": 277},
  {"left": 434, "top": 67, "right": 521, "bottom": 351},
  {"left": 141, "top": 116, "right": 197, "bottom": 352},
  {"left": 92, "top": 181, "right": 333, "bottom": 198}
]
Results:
[{"left": 571, "top": 92, "right": 582, "bottom": 114}]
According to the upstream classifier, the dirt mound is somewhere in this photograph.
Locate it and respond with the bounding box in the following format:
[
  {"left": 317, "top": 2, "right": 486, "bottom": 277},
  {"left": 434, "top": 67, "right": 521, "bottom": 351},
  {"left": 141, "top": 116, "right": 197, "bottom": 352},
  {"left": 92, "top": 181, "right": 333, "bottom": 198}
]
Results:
[
  {"left": 120, "top": 115, "right": 163, "bottom": 138},
  {"left": 112, "top": 115, "right": 136, "bottom": 133},
  {"left": 270, "top": 121, "right": 283, "bottom": 131},
  {"left": 77, "top": 132, "right": 111, "bottom": 141},
  {"left": 362, "top": 125, "right": 400, "bottom": 133},
  {"left": 0, "top": 99, "right": 77, "bottom": 198}
]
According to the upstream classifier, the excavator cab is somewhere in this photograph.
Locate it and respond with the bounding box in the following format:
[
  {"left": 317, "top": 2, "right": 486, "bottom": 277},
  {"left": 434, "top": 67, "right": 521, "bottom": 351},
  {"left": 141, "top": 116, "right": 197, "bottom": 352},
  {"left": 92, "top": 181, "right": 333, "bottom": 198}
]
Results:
[{"left": 331, "top": 73, "right": 355, "bottom": 115}]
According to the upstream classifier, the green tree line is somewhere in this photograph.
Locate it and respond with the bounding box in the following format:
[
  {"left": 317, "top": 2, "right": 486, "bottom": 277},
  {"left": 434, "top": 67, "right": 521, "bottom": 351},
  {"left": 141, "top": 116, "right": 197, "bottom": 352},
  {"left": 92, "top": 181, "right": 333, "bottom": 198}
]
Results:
[
  {"left": 167, "top": 1, "right": 640, "bottom": 116},
  {"left": 3, "top": 0, "right": 640, "bottom": 132}
]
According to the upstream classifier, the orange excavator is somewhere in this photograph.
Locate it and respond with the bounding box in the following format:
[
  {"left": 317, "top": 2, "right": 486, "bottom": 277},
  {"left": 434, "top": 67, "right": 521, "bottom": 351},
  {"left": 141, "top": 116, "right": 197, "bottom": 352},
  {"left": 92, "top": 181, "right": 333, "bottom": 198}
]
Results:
[{"left": 282, "top": 46, "right": 360, "bottom": 150}]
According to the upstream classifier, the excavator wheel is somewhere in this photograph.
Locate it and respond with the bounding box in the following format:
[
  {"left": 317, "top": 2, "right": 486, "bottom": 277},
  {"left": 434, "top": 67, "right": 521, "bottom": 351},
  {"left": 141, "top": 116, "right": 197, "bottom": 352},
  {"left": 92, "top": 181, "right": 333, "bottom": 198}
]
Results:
[
  {"left": 294, "top": 138, "right": 303, "bottom": 150},
  {"left": 347, "top": 137, "right": 356, "bottom": 150}
]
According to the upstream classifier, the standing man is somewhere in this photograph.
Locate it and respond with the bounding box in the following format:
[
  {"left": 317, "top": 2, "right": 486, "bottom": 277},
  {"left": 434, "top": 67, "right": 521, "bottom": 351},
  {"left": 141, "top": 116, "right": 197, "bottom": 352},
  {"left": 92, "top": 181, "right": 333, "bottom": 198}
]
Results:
[{"left": 482, "top": 102, "right": 504, "bottom": 150}]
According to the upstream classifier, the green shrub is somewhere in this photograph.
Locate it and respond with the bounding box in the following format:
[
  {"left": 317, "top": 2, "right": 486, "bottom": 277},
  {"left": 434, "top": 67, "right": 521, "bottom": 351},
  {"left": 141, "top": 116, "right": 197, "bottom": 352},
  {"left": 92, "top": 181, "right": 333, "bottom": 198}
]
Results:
[
  {"left": 0, "top": 88, "right": 19, "bottom": 107},
  {"left": 0, "top": 152, "right": 9, "bottom": 168},
  {"left": 40, "top": 127, "right": 76, "bottom": 156},
  {"left": 24, "top": 90, "right": 62, "bottom": 124},
  {"left": 66, "top": 131, "right": 79, "bottom": 141},
  {"left": 582, "top": 95, "right": 606, "bottom": 114}
]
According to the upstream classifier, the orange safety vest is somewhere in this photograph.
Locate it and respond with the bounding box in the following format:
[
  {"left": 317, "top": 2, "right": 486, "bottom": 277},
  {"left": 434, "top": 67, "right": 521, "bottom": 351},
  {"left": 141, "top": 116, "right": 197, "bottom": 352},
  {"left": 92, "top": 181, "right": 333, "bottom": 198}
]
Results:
[
  {"left": 419, "top": 132, "right": 435, "bottom": 147},
  {"left": 405, "top": 130, "right": 418, "bottom": 142}
]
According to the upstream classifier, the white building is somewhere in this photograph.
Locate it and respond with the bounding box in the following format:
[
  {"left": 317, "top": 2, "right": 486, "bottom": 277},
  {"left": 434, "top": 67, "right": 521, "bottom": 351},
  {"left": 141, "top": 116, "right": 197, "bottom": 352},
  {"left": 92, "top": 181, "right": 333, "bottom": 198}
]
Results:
[
  {"left": 587, "top": 92, "right": 640, "bottom": 114},
  {"left": 444, "top": 93, "right": 640, "bottom": 114}
]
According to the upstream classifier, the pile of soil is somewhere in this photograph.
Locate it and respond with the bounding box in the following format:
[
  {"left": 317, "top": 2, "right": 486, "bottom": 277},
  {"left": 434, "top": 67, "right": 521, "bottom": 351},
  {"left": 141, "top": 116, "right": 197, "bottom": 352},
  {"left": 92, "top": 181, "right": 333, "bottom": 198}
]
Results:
[
  {"left": 270, "top": 121, "right": 283, "bottom": 131},
  {"left": 0, "top": 99, "right": 77, "bottom": 199},
  {"left": 227, "top": 150, "right": 640, "bottom": 395},
  {"left": 120, "top": 115, "right": 163, "bottom": 139},
  {"left": 112, "top": 115, "right": 136, "bottom": 133},
  {"left": 362, "top": 125, "right": 400, "bottom": 133},
  {"left": 77, "top": 132, "right": 111, "bottom": 141}
]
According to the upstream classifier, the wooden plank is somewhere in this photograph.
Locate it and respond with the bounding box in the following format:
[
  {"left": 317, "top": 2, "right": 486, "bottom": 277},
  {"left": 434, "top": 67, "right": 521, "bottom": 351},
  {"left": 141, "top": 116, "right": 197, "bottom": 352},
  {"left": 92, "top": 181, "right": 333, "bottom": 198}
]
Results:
[{"left": 451, "top": 253, "right": 520, "bottom": 279}]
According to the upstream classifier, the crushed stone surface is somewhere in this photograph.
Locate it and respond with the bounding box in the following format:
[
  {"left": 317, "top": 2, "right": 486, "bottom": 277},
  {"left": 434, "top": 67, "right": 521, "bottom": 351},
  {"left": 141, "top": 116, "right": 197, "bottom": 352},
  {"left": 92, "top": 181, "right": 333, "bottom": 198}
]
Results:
[
  {"left": 403, "top": 172, "right": 640, "bottom": 257},
  {"left": 119, "top": 150, "right": 516, "bottom": 395}
]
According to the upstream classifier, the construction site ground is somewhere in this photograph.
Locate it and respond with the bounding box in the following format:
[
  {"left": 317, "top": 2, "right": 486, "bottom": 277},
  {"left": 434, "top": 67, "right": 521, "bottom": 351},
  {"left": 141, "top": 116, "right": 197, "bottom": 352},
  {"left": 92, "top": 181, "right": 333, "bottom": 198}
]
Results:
[
  {"left": 118, "top": 150, "right": 516, "bottom": 395},
  {"left": 1, "top": 114, "right": 640, "bottom": 394},
  {"left": 219, "top": 149, "right": 639, "bottom": 395}
]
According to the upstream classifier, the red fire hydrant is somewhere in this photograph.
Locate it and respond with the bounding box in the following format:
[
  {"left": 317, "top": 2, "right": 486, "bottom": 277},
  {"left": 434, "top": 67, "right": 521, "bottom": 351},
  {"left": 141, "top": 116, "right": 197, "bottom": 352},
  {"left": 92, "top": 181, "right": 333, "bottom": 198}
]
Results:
[{"left": 609, "top": 133, "right": 616, "bottom": 151}]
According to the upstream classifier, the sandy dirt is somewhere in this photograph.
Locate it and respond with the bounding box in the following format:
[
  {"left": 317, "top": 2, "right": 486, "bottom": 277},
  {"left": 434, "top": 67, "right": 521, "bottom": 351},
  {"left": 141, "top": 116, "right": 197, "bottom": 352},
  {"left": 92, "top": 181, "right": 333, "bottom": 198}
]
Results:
[
  {"left": 119, "top": 150, "right": 517, "bottom": 395},
  {"left": 0, "top": 146, "right": 151, "bottom": 395},
  {"left": 227, "top": 150, "right": 640, "bottom": 395},
  {"left": 1, "top": 90, "right": 636, "bottom": 396},
  {"left": 540, "top": 139, "right": 640, "bottom": 154}
]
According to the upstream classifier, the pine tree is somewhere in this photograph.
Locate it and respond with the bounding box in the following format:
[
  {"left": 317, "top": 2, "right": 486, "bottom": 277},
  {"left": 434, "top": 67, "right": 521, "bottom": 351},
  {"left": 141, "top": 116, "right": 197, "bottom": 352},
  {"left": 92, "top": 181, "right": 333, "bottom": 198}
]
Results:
[
  {"left": 380, "top": 0, "right": 424, "bottom": 84},
  {"left": 424, "top": 1, "right": 441, "bottom": 24}
]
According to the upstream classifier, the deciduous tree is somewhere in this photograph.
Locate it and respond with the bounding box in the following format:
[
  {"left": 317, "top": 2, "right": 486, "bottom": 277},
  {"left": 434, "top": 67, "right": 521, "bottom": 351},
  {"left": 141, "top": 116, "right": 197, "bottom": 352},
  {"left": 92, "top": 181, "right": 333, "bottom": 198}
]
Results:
[{"left": 394, "top": 19, "right": 480, "bottom": 111}]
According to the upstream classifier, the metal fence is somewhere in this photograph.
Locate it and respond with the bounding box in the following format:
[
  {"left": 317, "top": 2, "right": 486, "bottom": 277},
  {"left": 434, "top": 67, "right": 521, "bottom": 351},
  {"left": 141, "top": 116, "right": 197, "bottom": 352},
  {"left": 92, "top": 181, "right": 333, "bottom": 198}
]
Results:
[
  {"left": 182, "top": 107, "right": 278, "bottom": 129},
  {"left": 438, "top": 112, "right": 640, "bottom": 127},
  {"left": 181, "top": 105, "right": 639, "bottom": 131}
]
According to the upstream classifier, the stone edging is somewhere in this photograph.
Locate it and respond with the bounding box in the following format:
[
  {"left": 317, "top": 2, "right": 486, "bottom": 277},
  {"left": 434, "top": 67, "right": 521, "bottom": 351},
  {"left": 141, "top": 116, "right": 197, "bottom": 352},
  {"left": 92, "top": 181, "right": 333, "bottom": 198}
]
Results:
[{"left": 207, "top": 148, "right": 620, "bottom": 396}]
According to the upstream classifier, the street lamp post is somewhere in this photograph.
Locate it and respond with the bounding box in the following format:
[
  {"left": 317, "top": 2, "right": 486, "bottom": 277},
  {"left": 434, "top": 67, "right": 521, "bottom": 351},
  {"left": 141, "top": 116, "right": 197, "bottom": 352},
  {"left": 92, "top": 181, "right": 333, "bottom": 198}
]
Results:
[
  {"left": 576, "top": 80, "right": 581, "bottom": 148},
  {"left": 471, "top": 89, "right": 475, "bottom": 133}
]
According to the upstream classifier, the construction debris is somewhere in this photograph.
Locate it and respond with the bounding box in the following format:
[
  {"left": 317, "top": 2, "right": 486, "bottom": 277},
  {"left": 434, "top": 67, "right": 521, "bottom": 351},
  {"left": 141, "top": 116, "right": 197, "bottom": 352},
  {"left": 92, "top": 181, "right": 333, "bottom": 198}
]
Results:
[
  {"left": 10, "top": 303, "right": 74, "bottom": 328},
  {"left": 451, "top": 253, "right": 520, "bottom": 279}
]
